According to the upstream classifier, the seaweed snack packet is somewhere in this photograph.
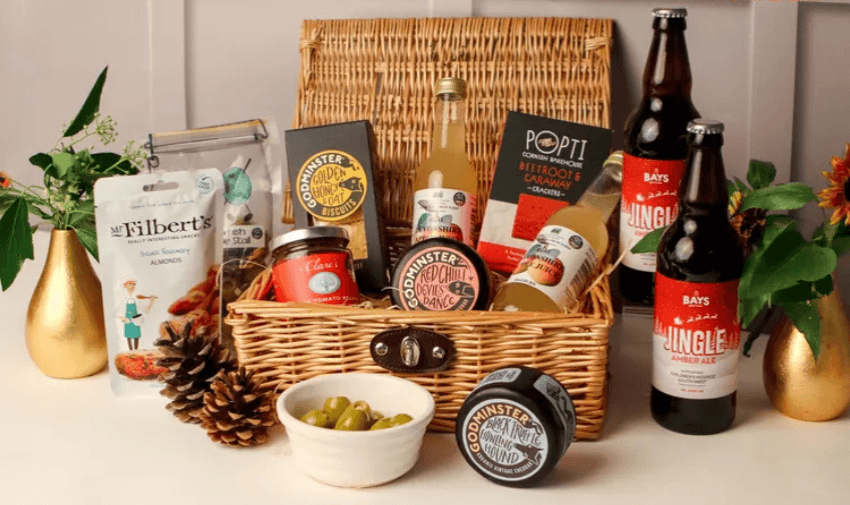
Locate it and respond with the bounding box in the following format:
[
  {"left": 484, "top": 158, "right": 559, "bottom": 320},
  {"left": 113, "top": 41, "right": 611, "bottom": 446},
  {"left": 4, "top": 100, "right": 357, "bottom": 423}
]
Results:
[
  {"left": 147, "top": 119, "right": 280, "bottom": 350},
  {"left": 95, "top": 169, "right": 223, "bottom": 396}
]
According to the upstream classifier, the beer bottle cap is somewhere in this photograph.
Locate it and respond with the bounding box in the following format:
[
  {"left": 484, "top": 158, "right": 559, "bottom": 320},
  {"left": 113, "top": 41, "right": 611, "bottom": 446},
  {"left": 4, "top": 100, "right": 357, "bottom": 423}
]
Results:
[
  {"left": 687, "top": 120, "right": 725, "bottom": 135},
  {"left": 435, "top": 77, "right": 467, "bottom": 98},
  {"left": 652, "top": 8, "right": 688, "bottom": 18}
]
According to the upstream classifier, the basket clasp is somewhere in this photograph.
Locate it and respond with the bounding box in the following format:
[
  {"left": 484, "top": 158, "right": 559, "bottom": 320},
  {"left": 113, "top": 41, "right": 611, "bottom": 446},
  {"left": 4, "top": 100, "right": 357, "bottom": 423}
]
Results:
[{"left": 370, "top": 327, "right": 454, "bottom": 374}]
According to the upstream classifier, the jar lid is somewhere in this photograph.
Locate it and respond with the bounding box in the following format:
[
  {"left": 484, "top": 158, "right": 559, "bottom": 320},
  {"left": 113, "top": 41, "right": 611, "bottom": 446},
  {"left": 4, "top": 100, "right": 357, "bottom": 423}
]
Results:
[
  {"left": 687, "top": 119, "right": 725, "bottom": 135},
  {"left": 435, "top": 77, "right": 467, "bottom": 98},
  {"left": 652, "top": 8, "right": 687, "bottom": 18},
  {"left": 270, "top": 226, "right": 349, "bottom": 251}
]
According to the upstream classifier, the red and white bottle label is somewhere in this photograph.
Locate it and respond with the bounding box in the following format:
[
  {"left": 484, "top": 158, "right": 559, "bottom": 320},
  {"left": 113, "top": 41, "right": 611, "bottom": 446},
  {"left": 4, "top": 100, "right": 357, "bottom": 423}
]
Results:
[
  {"left": 619, "top": 154, "right": 685, "bottom": 271},
  {"left": 412, "top": 188, "right": 476, "bottom": 246},
  {"left": 653, "top": 274, "right": 741, "bottom": 399}
]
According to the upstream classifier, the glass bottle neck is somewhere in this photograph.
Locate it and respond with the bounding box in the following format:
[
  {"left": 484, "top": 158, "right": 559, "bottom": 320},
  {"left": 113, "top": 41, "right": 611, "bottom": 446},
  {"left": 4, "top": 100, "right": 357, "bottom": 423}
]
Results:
[
  {"left": 643, "top": 19, "right": 693, "bottom": 97},
  {"left": 576, "top": 159, "right": 623, "bottom": 223},
  {"left": 679, "top": 139, "right": 728, "bottom": 213},
  {"left": 431, "top": 94, "right": 468, "bottom": 154}
]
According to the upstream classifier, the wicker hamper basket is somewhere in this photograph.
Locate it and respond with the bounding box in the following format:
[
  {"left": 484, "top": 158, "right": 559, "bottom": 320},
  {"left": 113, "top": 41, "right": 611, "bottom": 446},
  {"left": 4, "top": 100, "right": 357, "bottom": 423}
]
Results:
[{"left": 227, "top": 17, "right": 615, "bottom": 440}]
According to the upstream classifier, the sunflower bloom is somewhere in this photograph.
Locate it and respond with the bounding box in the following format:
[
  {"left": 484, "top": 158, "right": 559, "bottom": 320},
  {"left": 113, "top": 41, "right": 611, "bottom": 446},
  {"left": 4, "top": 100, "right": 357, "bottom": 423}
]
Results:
[
  {"left": 728, "top": 190, "right": 743, "bottom": 216},
  {"left": 0, "top": 171, "right": 11, "bottom": 189},
  {"left": 818, "top": 142, "right": 850, "bottom": 226}
]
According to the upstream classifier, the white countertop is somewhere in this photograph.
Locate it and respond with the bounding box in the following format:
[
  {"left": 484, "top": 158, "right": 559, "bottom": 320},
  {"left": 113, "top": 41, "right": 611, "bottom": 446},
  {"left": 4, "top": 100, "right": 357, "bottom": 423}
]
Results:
[{"left": 2, "top": 229, "right": 848, "bottom": 504}]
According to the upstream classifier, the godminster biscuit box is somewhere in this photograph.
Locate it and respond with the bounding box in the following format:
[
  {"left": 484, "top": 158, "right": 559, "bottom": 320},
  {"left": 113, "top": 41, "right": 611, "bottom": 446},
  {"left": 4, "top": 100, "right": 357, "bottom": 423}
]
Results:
[
  {"left": 285, "top": 121, "right": 389, "bottom": 292},
  {"left": 477, "top": 112, "right": 612, "bottom": 275}
]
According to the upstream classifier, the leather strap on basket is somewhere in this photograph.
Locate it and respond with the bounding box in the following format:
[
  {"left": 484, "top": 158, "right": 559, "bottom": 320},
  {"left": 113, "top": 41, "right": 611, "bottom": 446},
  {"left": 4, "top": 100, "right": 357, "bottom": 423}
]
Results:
[{"left": 370, "top": 327, "right": 454, "bottom": 373}]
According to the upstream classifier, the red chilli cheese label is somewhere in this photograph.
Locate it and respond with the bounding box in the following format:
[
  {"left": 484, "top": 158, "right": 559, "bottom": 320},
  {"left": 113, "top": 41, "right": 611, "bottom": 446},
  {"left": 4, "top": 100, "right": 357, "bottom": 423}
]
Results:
[
  {"left": 619, "top": 154, "right": 685, "bottom": 271},
  {"left": 653, "top": 273, "right": 741, "bottom": 399}
]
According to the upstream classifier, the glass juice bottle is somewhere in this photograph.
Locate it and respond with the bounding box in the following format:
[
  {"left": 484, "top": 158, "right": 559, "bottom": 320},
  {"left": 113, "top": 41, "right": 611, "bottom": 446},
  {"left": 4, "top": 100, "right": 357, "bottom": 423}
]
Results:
[
  {"left": 412, "top": 77, "right": 478, "bottom": 247},
  {"left": 491, "top": 152, "right": 623, "bottom": 312}
]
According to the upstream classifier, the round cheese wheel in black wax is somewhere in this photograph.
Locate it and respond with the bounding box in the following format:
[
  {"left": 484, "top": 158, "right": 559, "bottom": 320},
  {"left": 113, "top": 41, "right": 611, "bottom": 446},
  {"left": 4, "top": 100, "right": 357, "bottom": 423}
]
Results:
[
  {"left": 455, "top": 366, "right": 577, "bottom": 487},
  {"left": 390, "top": 238, "right": 491, "bottom": 311}
]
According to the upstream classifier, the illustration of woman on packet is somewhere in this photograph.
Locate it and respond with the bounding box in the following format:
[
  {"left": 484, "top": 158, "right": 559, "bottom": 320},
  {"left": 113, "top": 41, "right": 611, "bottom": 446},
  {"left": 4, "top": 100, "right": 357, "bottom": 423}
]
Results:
[{"left": 118, "top": 279, "right": 157, "bottom": 350}]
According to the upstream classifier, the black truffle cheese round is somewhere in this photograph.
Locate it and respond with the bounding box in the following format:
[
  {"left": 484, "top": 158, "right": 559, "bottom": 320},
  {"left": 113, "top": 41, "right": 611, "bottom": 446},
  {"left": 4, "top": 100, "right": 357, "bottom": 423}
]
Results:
[
  {"left": 455, "top": 366, "right": 577, "bottom": 487},
  {"left": 390, "top": 238, "right": 491, "bottom": 311}
]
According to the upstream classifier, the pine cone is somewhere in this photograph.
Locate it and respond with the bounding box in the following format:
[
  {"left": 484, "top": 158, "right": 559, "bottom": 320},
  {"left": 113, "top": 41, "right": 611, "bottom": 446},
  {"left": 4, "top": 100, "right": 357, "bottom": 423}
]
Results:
[
  {"left": 200, "top": 368, "right": 276, "bottom": 447},
  {"left": 154, "top": 321, "right": 236, "bottom": 424}
]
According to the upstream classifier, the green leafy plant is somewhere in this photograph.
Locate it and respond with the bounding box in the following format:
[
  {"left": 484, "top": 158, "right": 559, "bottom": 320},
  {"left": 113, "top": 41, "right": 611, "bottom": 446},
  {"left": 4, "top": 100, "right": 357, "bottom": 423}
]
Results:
[
  {"left": 631, "top": 158, "right": 850, "bottom": 359},
  {"left": 0, "top": 67, "right": 145, "bottom": 291}
]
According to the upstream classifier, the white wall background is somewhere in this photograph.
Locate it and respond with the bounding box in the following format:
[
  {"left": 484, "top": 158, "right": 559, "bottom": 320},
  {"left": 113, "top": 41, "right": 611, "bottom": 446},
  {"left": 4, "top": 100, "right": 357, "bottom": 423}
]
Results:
[{"left": 1, "top": 0, "right": 848, "bottom": 312}]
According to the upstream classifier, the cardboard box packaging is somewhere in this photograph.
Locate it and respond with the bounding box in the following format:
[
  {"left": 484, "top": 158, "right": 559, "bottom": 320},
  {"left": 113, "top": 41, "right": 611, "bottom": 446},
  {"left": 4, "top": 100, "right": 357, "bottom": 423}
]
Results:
[
  {"left": 477, "top": 112, "right": 612, "bottom": 274},
  {"left": 285, "top": 121, "right": 389, "bottom": 292}
]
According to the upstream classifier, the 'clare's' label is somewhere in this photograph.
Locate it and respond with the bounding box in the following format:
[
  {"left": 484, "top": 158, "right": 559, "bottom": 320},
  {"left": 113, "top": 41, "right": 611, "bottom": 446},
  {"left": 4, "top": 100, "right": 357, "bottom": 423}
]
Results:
[
  {"left": 503, "top": 225, "right": 598, "bottom": 310},
  {"left": 272, "top": 251, "right": 359, "bottom": 305},
  {"left": 296, "top": 149, "right": 368, "bottom": 222},
  {"left": 396, "top": 246, "right": 480, "bottom": 311},
  {"left": 461, "top": 399, "right": 549, "bottom": 482},
  {"left": 412, "top": 188, "right": 476, "bottom": 246},
  {"left": 619, "top": 154, "right": 685, "bottom": 271},
  {"left": 653, "top": 273, "right": 741, "bottom": 399}
]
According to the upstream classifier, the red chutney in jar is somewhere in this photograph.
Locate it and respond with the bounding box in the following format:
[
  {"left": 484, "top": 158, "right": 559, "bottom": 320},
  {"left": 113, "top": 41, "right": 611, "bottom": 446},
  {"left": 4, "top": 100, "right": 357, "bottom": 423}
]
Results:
[{"left": 271, "top": 227, "right": 360, "bottom": 305}]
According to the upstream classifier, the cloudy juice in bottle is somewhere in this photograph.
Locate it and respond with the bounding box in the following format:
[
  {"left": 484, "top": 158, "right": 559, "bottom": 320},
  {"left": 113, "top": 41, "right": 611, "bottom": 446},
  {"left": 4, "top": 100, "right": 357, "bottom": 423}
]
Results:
[
  {"left": 491, "top": 152, "right": 623, "bottom": 312},
  {"left": 412, "top": 77, "right": 478, "bottom": 246}
]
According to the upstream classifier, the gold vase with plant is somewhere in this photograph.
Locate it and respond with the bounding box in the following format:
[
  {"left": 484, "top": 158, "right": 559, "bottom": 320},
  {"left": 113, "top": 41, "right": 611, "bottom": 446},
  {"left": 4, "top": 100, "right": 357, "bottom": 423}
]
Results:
[
  {"left": 0, "top": 67, "right": 145, "bottom": 378},
  {"left": 632, "top": 148, "right": 850, "bottom": 420}
]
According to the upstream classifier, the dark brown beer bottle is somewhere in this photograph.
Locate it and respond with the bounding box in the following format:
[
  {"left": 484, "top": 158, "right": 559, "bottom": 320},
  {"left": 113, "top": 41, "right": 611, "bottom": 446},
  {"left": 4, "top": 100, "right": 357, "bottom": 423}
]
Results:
[
  {"left": 620, "top": 8, "right": 700, "bottom": 305},
  {"left": 651, "top": 120, "right": 743, "bottom": 435}
]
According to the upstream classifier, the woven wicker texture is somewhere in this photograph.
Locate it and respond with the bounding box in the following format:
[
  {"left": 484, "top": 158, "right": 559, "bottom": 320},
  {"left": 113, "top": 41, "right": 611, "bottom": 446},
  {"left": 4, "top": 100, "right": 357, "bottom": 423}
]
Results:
[
  {"left": 284, "top": 17, "right": 613, "bottom": 227},
  {"left": 231, "top": 17, "right": 614, "bottom": 440},
  {"left": 229, "top": 267, "right": 615, "bottom": 439}
]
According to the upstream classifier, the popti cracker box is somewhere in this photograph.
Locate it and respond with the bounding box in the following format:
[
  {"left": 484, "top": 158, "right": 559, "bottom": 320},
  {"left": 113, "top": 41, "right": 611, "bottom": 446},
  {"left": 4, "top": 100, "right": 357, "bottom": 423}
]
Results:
[
  {"left": 477, "top": 112, "right": 612, "bottom": 274},
  {"left": 285, "top": 121, "right": 389, "bottom": 291}
]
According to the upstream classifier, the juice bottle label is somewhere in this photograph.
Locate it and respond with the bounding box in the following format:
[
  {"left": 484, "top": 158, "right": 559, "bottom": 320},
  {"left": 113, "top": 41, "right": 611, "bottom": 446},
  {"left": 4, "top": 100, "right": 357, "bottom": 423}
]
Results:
[
  {"left": 272, "top": 251, "right": 360, "bottom": 305},
  {"left": 652, "top": 273, "right": 741, "bottom": 399},
  {"left": 503, "top": 225, "right": 598, "bottom": 311},
  {"left": 619, "top": 154, "right": 685, "bottom": 271},
  {"left": 412, "top": 188, "right": 476, "bottom": 246}
]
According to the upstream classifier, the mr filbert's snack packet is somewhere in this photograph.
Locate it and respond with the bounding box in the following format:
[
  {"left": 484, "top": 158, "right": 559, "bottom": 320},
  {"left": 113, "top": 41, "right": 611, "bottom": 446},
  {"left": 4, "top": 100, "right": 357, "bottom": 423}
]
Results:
[{"left": 95, "top": 169, "right": 223, "bottom": 396}]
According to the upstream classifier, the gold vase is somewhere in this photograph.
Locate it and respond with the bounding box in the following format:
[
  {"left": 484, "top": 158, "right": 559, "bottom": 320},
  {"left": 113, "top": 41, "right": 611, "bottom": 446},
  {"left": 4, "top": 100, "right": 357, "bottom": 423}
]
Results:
[
  {"left": 25, "top": 229, "right": 107, "bottom": 378},
  {"left": 763, "top": 283, "right": 850, "bottom": 421}
]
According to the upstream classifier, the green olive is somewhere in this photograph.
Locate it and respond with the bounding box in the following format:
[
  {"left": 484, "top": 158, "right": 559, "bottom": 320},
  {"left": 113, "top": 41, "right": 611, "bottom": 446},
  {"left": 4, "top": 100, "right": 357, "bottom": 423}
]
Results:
[
  {"left": 390, "top": 414, "right": 413, "bottom": 427},
  {"left": 352, "top": 400, "right": 372, "bottom": 417},
  {"left": 334, "top": 405, "right": 369, "bottom": 431},
  {"left": 369, "top": 417, "right": 394, "bottom": 430},
  {"left": 323, "top": 396, "right": 351, "bottom": 424},
  {"left": 300, "top": 409, "right": 330, "bottom": 427}
]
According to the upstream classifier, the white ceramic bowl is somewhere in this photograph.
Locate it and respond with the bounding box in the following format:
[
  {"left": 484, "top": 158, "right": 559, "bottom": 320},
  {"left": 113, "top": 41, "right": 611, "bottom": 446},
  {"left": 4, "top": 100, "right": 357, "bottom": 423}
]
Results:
[{"left": 276, "top": 373, "right": 436, "bottom": 488}]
